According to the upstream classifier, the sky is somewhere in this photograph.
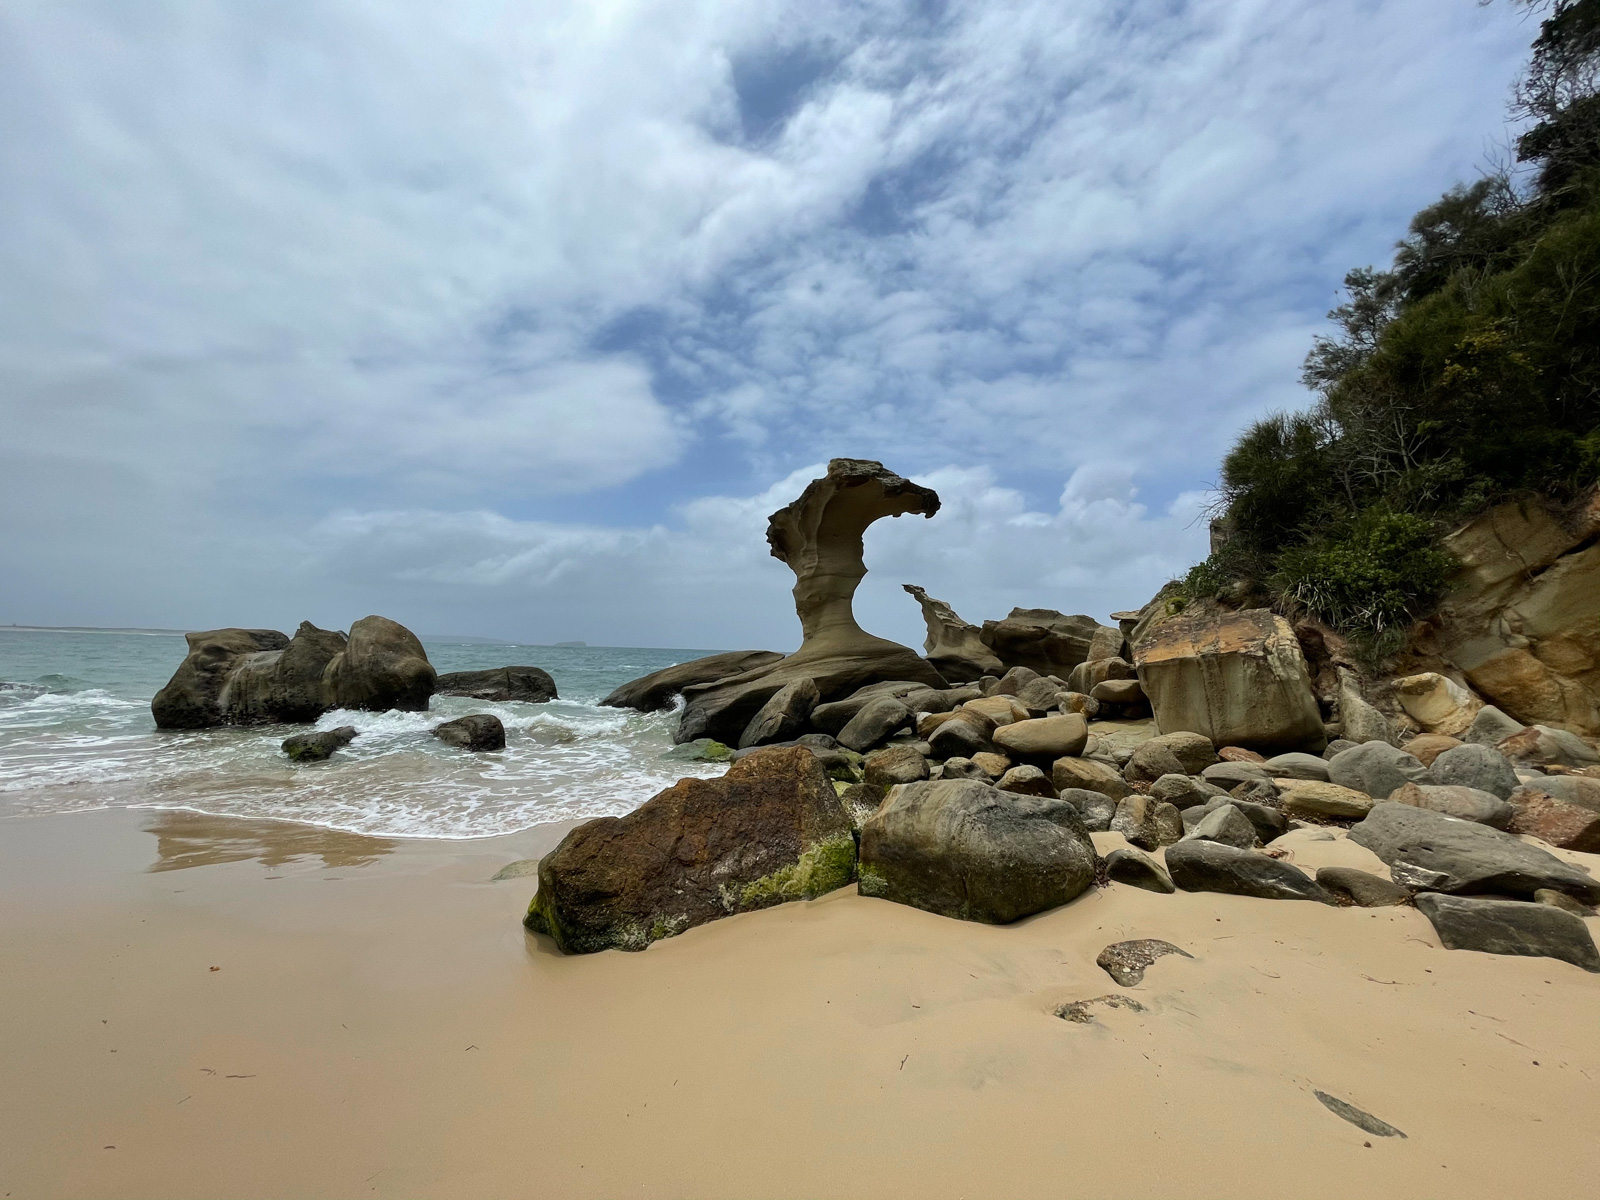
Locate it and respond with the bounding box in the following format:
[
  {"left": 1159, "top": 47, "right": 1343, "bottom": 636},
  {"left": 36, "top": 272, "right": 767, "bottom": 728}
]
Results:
[{"left": 0, "top": 0, "right": 1535, "bottom": 651}]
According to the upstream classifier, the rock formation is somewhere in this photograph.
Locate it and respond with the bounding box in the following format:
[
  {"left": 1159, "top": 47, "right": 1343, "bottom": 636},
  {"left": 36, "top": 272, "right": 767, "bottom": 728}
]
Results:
[
  {"left": 674, "top": 460, "right": 946, "bottom": 744},
  {"left": 151, "top": 616, "right": 436, "bottom": 729},
  {"left": 901, "top": 585, "right": 1002, "bottom": 681},
  {"left": 1131, "top": 606, "right": 1325, "bottom": 752},
  {"left": 435, "top": 666, "right": 557, "bottom": 704},
  {"left": 980, "top": 608, "right": 1118, "bottom": 677},
  {"left": 1414, "top": 493, "right": 1600, "bottom": 735},
  {"left": 600, "top": 650, "right": 784, "bottom": 712}
]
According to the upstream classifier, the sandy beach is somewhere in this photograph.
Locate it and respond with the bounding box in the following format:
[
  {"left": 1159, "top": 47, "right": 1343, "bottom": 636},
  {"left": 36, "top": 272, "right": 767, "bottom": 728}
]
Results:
[{"left": 4, "top": 807, "right": 1597, "bottom": 1199}]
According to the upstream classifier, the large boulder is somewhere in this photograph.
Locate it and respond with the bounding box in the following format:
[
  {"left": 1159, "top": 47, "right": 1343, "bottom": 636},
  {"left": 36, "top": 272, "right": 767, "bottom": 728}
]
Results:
[
  {"left": 1052, "top": 756, "right": 1132, "bottom": 800},
  {"left": 1389, "top": 782, "right": 1513, "bottom": 828},
  {"left": 1132, "top": 608, "right": 1324, "bottom": 752},
  {"left": 992, "top": 714, "right": 1089, "bottom": 761},
  {"left": 902, "top": 584, "right": 1003, "bottom": 682},
  {"left": 738, "top": 678, "right": 821, "bottom": 749},
  {"left": 435, "top": 666, "right": 557, "bottom": 704},
  {"left": 152, "top": 616, "right": 434, "bottom": 729},
  {"left": 836, "top": 696, "right": 913, "bottom": 753},
  {"left": 1110, "top": 795, "right": 1184, "bottom": 850},
  {"left": 1413, "top": 894, "right": 1600, "bottom": 972},
  {"left": 858, "top": 779, "right": 1096, "bottom": 923},
  {"left": 1067, "top": 656, "right": 1136, "bottom": 696},
  {"left": 1348, "top": 802, "right": 1600, "bottom": 902},
  {"left": 1428, "top": 494, "right": 1600, "bottom": 736},
  {"left": 676, "top": 461, "right": 946, "bottom": 743},
  {"left": 980, "top": 609, "right": 1115, "bottom": 677},
  {"left": 432, "top": 714, "right": 506, "bottom": 751},
  {"left": 1426, "top": 743, "right": 1519, "bottom": 800},
  {"left": 524, "top": 747, "right": 855, "bottom": 953},
  {"left": 600, "top": 650, "right": 784, "bottom": 712}
]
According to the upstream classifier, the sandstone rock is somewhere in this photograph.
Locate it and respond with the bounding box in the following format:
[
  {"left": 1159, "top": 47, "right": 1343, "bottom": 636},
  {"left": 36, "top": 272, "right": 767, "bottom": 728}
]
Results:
[
  {"left": 962, "top": 695, "right": 1027, "bottom": 726},
  {"left": 1326, "top": 741, "right": 1429, "bottom": 800},
  {"left": 969, "top": 751, "right": 1012, "bottom": 779},
  {"left": 1096, "top": 939, "right": 1192, "bottom": 986},
  {"left": 1264, "top": 752, "right": 1332, "bottom": 782},
  {"left": 1218, "top": 746, "right": 1266, "bottom": 764},
  {"left": 1414, "top": 893, "right": 1600, "bottom": 972},
  {"left": 1393, "top": 672, "right": 1482, "bottom": 736},
  {"left": 980, "top": 609, "right": 1109, "bottom": 677},
  {"left": 836, "top": 696, "right": 913, "bottom": 753},
  {"left": 928, "top": 712, "right": 995, "bottom": 760},
  {"left": 1103, "top": 847, "right": 1175, "bottom": 893},
  {"left": 1150, "top": 773, "right": 1226, "bottom": 810},
  {"left": 1389, "top": 782, "right": 1512, "bottom": 828},
  {"left": 739, "top": 678, "right": 821, "bottom": 749},
  {"left": 152, "top": 628, "right": 291, "bottom": 728},
  {"left": 1525, "top": 773, "right": 1600, "bottom": 812},
  {"left": 432, "top": 714, "right": 506, "bottom": 751},
  {"left": 1315, "top": 866, "right": 1410, "bottom": 907},
  {"left": 1205, "top": 794, "right": 1289, "bottom": 842},
  {"left": 1133, "top": 607, "right": 1324, "bottom": 752},
  {"left": 1427, "top": 743, "right": 1519, "bottom": 800},
  {"left": 1321, "top": 738, "right": 1359, "bottom": 759},
  {"left": 811, "top": 682, "right": 928, "bottom": 734},
  {"left": 1336, "top": 667, "right": 1400, "bottom": 746},
  {"left": 902, "top": 584, "right": 1004, "bottom": 682},
  {"left": 1123, "top": 739, "right": 1185, "bottom": 784},
  {"left": 1535, "top": 888, "right": 1598, "bottom": 917},
  {"left": 1148, "top": 731, "right": 1219, "bottom": 774},
  {"left": 1110, "top": 795, "right": 1184, "bottom": 850},
  {"left": 324, "top": 617, "right": 437, "bottom": 714},
  {"left": 995, "top": 666, "right": 1043, "bottom": 695},
  {"left": 1090, "top": 678, "right": 1146, "bottom": 705},
  {"left": 837, "top": 782, "right": 888, "bottom": 830},
  {"left": 525, "top": 747, "right": 855, "bottom": 953},
  {"left": 863, "top": 744, "right": 929, "bottom": 789},
  {"left": 1053, "top": 756, "right": 1132, "bottom": 801},
  {"left": 1165, "top": 839, "right": 1333, "bottom": 902},
  {"left": 662, "top": 738, "right": 735, "bottom": 763},
  {"left": 1067, "top": 656, "right": 1136, "bottom": 696},
  {"left": 1062, "top": 789, "right": 1117, "bottom": 832},
  {"left": 997, "top": 764, "right": 1057, "bottom": 797},
  {"left": 252, "top": 622, "right": 351, "bottom": 723},
  {"left": 1432, "top": 497, "right": 1600, "bottom": 736},
  {"left": 1405, "top": 733, "right": 1465, "bottom": 767},
  {"left": 1506, "top": 787, "right": 1600, "bottom": 851},
  {"left": 1348, "top": 802, "right": 1600, "bottom": 902},
  {"left": 1498, "top": 724, "right": 1600, "bottom": 770},
  {"left": 601, "top": 650, "right": 783, "bottom": 712},
  {"left": 676, "top": 461, "right": 945, "bottom": 743},
  {"left": 1277, "top": 780, "right": 1375, "bottom": 820},
  {"left": 1014, "top": 677, "right": 1067, "bottom": 716},
  {"left": 1056, "top": 691, "right": 1100, "bottom": 718},
  {"left": 857, "top": 780, "right": 1096, "bottom": 923},
  {"left": 281, "top": 726, "right": 357, "bottom": 762},
  {"left": 992, "top": 714, "right": 1088, "bottom": 761},
  {"left": 435, "top": 666, "right": 557, "bottom": 704},
  {"left": 1184, "top": 802, "right": 1257, "bottom": 849},
  {"left": 938, "top": 757, "right": 988, "bottom": 782},
  {"left": 1463, "top": 705, "right": 1527, "bottom": 747}
]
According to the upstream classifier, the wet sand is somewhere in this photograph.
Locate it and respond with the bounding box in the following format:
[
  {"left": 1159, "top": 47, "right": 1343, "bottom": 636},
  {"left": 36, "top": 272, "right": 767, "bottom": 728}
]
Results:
[{"left": 2, "top": 807, "right": 1598, "bottom": 1199}]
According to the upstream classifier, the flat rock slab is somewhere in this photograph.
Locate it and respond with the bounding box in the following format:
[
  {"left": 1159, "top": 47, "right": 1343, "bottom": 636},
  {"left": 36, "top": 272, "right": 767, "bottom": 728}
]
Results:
[
  {"left": 1349, "top": 802, "right": 1600, "bottom": 903},
  {"left": 1314, "top": 1091, "right": 1406, "bottom": 1138},
  {"left": 1096, "top": 939, "right": 1192, "bottom": 986},
  {"left": 1414, "top": 893, "right": 1600, "bottom": 972},
  {"left": 1055, "top": 994, "right": 1146, "bottom": 1023},
  {"left": 1165, "top": 838, "right": 1333, "bottom": 903}
]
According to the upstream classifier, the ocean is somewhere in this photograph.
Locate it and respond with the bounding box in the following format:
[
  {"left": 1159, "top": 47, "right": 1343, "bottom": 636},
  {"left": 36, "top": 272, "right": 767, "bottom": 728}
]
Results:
[{"left": 0, "top": 630, "right": 729, "bottom": 838}]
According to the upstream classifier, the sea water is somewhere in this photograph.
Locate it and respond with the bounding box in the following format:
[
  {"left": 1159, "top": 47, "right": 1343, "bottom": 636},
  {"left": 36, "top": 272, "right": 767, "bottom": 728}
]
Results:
[{"left": 0, "top": 631, "right": 731, "bottom": 838}]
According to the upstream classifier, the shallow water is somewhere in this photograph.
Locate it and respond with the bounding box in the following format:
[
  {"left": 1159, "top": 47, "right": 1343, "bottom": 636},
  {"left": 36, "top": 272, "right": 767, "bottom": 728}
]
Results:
[{"left": 0, "top": 631, "right": 729, "bottom": 838}]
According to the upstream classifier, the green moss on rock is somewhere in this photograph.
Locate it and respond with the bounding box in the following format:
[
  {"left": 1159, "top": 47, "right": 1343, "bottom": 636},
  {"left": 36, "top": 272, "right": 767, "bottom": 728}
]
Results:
[{"left": 736, "top": 834, "right": 857, "bottom": 911}]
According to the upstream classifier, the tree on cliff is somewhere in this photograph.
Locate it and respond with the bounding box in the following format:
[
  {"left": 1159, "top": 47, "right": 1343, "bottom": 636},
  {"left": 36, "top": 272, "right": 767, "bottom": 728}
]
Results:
[{"left": 1182, "top": 0, "right": 1600, "bottom": 658}]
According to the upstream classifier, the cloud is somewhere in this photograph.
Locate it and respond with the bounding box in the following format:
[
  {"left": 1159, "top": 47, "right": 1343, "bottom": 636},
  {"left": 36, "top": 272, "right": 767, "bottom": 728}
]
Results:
[{"left": 0, "top": 0, "right": 1531, "bottom": 634}]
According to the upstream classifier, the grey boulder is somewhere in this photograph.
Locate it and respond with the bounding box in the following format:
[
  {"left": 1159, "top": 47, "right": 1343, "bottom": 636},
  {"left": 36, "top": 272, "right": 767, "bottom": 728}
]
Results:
[
  {"left": 1389, "top": 782, "right": 1513, "bottom": 829},
  {"left": 1165, "top": 839, "right": 1333, "bottom": 903},
  {"left": 1110, "top": 795, "right": 1184, "bottom": 850},
  {"left": 1103, "top": 847, "right": 1175, "bottom": 893},
  {"left": 1183, "top": 802, "right": 1258, "bottom": 849},
  {"left": 281, "top": 725, "right": 358, "bottom": 762},
  {"left": 1348, "top": 802, "right": 1600, "bottom": 902},
  {"left": 858, "top": 780, "right": 1097, "bottom": 923},
  {"left": 1060, "top": 788, "right": 1117, "bottom": 833},
  {"left": 1413, "top": 893, "right": 1600, "bottom": 972},
  {"left": 1427, "top": 743, "right": 1520, "bottom": 800},
  {"left": 836, "top": 696, "right": 913, "bottom": 753},
  {"left": 1314, "top": 866, "right": 1410, "bottom": 907},
  {"left": 1263, "top": 752, "right": 1332, "bottom": 782},
  {"left": 738, "top": 678, "right": 821, "bottom": 749},
  {"left": 432, "top": 714, "right": 506, "bottom": 751},
  {"left": 1327, "top": 741, "right": 1429, "bottom": 800}
]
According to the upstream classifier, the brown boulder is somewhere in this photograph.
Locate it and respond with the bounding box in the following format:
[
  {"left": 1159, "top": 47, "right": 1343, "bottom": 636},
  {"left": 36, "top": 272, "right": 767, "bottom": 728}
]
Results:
[
  {"left": 902, "top": 584, "right": 1003, "bottom": 682},
  {"left": 601, "top": 650, "right": 784, "bottom": 712}
]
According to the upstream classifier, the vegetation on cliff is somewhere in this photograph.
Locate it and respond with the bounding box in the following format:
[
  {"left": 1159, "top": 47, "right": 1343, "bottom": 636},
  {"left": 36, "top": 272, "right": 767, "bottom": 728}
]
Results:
[{"left": 1183, "top": 1, "right": 1600, "bottom": 654}]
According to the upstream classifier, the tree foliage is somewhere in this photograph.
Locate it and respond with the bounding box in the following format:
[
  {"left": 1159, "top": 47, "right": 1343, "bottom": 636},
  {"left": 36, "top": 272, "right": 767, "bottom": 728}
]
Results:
[{"left": 1181, "top": 1, "right": 1600, "bottom": 650}]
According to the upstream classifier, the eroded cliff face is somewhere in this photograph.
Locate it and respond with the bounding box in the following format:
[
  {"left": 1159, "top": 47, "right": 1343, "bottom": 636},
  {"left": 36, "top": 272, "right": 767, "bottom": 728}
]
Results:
[
  {"left": 902, "top": 584, "right": 1002, "bottom": 682},
  {"left": 1419, "top": 493, "right": 1600, "bottom": 736},
  {"left": 676, "top": 460, "right": 946, "bottom": 743}
]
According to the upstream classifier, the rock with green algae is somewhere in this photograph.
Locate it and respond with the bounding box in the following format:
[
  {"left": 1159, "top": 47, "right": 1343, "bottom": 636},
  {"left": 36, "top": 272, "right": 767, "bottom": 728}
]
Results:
[
  {"left": 857, "top": 779, "right": 1096, "bottom": 923},
  {"left": 661, "top": 738, "right": 735, "bottom": 763},
  {"left": 524, "top": 746, "right": 856, "bottom": 954}
]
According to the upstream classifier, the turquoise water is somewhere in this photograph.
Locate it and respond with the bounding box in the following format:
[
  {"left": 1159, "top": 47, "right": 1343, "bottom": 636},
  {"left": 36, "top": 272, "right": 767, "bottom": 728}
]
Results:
[{"left": 0, "top": 631, "right": 726, "bottom": 838}]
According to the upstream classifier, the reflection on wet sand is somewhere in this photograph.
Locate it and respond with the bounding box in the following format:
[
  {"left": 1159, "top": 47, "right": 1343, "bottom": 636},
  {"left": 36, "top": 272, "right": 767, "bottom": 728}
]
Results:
[{"left": 144, "top": 810, "right": 397, "bottom": 872}]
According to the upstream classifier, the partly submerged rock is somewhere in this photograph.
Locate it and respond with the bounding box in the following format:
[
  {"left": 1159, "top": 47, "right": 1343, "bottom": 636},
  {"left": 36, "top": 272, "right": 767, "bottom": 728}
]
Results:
[
  {"left": 525, "top": 747, "right": 855, "bottom": 953},
  {"left": 435, "top": 666, "right": 557, "bottom": 704},
  {"left": 281, "top": 725, "right": 358, "bottom": 762},
  {"left": 324, "top": 616, "right": 437, "bottom": 714},
  {"left": 661, "top": 738, "right": 735, "bottom": 763},
  {"left": 152, "top": 627, "right": 292, "bottom": 729},
  {"left": 1348, "top": 802, "right": 1600, "bottom": 902},
  {"left": 1414, "top": 893, "right": 1600, "bottom": 971},
  {"left": 600, "top": 650, "right": 785, "bottom": 713},
  {"left": 1096, "top": 939, "right": 1192, "bottom": 986},
  {"left": 432, "top": 714, "right": 506, "bottom": 751},
  {"left": 858, "top": 779, "right": 1096, "bottom": 923},
  {"left": 902, "top": 584, "right": 1003, "bottom": 682}
]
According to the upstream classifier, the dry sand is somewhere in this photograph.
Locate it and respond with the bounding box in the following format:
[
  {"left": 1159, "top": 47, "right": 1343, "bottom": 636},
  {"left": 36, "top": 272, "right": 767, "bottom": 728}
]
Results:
[{"left": 2, "top": 807, "right": 1598, "bottom": 1199}]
